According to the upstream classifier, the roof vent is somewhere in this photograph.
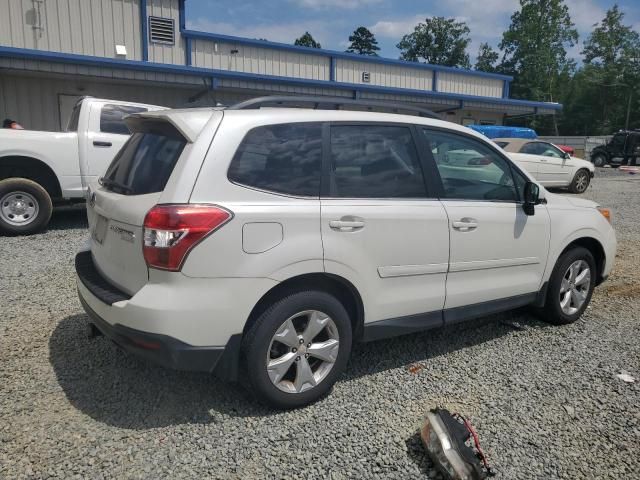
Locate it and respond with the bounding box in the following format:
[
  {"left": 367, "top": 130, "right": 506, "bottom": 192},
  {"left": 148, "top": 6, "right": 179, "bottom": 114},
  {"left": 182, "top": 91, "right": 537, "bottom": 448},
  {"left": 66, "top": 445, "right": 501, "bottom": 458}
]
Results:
[{"left": 149, "top": 17, "right": 175, "bottom": 45}]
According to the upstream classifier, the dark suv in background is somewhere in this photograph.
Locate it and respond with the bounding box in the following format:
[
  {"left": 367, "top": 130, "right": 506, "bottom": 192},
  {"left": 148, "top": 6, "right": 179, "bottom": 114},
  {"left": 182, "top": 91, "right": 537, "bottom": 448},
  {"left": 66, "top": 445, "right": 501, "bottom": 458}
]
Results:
[{"left": 590, "top": 130, "right": 640, "bottom": 167}]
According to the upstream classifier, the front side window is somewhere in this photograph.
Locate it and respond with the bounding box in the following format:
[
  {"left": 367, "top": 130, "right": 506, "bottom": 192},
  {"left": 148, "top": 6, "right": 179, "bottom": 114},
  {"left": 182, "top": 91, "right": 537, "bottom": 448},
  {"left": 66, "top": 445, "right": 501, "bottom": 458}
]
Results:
[
  {"left": 228, "top": 123, "right": 322, "bottom": 197},
  {"left": 422, "top": 128, "right": 521, "bottom": 202},
  {"left": 329, "top": 125, "right": 426, "bottom": 198},
  {"left": 539, "top": 143, "right": 564, "bottom": 157},
  {"left": 610, "top": 134, "right": 626, "bottom": 148},
  {"left": 100, "top": 104, "right": 147, "bottom": 135}
]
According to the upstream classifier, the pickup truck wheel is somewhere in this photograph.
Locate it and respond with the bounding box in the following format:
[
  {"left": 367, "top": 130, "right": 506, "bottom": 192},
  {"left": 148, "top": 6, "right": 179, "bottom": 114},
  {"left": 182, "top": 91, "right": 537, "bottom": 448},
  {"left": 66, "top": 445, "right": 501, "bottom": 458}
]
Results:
[
  {"left": 568, "top": 169, "right": 590, "bottom": 194},
  {"left": 591, "top": 153, "right": 607, "bottom": 167},
  {"left": 542, "top": 247, "right": 596, "bottom": 325},
  {"left": 0, "top": 178, "right": 53, "bottom": 235},
  {"left": 243, "top": 291, "right": 352, "bottom": 409}
]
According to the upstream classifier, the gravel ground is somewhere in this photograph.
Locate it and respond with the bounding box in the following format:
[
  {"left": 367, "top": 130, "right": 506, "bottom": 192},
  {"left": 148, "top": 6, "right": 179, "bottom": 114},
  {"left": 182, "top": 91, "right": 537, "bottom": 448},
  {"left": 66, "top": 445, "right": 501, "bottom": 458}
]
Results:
[{"left": 1, "top": 169, "right": 639, "bottom": 479}]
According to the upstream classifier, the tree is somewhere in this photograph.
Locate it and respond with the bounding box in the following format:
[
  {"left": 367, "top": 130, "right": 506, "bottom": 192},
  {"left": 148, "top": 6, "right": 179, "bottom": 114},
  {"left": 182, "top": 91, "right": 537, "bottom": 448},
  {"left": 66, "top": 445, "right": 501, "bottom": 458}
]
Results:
[
  {"left": 396, "top": 17, "right": 471, "bottom": 68},
  {"left": 346, "top": 27, "right": 380, "bottom": 56},
  {"left": 499, "top": 0, "right": 578, "bottom": 100},
  {"left": 582, "top": 5, "right": 640, "bottom": 68},
  {"left": 560, "top": 5, "right": 640, "bottom": 134},
  {"left": 475, "top": 43, "right": 499, "bottom": 72},
  {"left": 499, "top": 0, "right": 578, "bottom": 134},
  {"left": 294, "top": 32, "right": 321, "bottom": 49}
]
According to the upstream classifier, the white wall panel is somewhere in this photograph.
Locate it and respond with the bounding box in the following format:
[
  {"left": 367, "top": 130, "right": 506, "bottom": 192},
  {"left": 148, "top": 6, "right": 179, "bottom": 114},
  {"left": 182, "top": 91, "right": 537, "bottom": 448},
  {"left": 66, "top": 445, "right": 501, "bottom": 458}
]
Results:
[
  {"left": 335, "top": 58, "right": 433, "bottom": 91},
  {"left": 0, "top": 0, "right": 143, "bottom": 60},
  {"left": 191, "top": 39, "right": 331, "bottom": 80},
  {"left": 146, "top": 0, "right": 185, "bottom": 65},
  {"left": 438, "top": 72, "right": 503, "bottom": 98}
]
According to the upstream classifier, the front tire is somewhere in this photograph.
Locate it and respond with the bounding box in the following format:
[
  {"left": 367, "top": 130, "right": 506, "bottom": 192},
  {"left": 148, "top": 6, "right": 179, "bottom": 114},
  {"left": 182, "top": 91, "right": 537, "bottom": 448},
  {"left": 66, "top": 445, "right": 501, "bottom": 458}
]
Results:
[
  {"left": 542, "top": 247, "right": 596, "bottom": 325},
  {"left": 591, "top": 153, "right": 607, "bottom": 168},
  {"left": 0, "top": 178, "right": 53, "bottom": 235},
  {"left": 243, "top": 291, "right": 352, "bottom": 409},
  {"left": 568, "top": 169, "right": 590, "bottom": 194}
]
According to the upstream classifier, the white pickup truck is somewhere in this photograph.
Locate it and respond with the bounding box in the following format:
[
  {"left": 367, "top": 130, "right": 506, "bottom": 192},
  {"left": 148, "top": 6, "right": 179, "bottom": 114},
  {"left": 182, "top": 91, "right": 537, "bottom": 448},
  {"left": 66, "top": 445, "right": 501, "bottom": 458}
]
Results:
[{"left": 0, "top": 97, "right": 164, "bottom": 235}]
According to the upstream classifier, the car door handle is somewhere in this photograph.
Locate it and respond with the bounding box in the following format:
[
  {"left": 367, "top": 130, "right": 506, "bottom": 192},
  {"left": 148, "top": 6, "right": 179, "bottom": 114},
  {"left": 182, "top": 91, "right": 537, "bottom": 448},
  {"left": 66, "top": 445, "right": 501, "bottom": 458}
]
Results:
[
  {"left": 93, "top": 141, "right": 112, "bottom": 147},
  {"left": 540, "top": 158, "right": 547, "bottom": 162},
  {"left": 452, "top": 219, "right": 478, "bottom": 231},
  {"left": 329, "top": 219, "right": 365, "bottom": 231}
]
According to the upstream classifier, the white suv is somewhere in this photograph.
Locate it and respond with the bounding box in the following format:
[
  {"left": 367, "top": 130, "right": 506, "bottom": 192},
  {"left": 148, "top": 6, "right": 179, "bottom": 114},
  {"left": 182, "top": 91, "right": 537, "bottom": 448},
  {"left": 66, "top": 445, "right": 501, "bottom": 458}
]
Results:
[{"left": 75, "top": 97, "right": 616, "bottom": 409}]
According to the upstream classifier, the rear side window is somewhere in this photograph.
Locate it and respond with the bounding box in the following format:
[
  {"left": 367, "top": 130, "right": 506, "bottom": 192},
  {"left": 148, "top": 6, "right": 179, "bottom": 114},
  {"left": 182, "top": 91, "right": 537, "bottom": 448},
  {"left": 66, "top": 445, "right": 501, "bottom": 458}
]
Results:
[
  {"left": 100, "top": 104, "right": 148, "bottom": 135},
  {"left": 329, "top": 125, "right": 426, "bottom": 198},
  {"left": 228, "top": 123, "right": 322, "bottom": 197},
  {"left": 102, "top": 131, "right": 186, "bottom": 195}
]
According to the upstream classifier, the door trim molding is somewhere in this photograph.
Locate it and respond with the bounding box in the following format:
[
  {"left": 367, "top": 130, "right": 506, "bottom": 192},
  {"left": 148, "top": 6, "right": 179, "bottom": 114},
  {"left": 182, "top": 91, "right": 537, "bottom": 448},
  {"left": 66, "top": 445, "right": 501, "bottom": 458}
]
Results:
[
  {"left": 378, "top": 263, "right": 448, "bottom": 278},
  {"left": 449, "top": 256, "right": 539, "bottom": 272}
]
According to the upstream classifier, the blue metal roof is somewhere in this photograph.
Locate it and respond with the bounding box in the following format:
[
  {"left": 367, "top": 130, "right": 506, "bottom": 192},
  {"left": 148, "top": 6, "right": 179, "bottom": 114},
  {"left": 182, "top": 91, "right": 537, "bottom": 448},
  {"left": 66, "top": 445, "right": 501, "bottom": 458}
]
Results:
[
  {"left": 0, "top": 45, "right": 562, "bottom": 112},
  {"left": 181, "top": 29, "right": 514, "bottom": 82}
]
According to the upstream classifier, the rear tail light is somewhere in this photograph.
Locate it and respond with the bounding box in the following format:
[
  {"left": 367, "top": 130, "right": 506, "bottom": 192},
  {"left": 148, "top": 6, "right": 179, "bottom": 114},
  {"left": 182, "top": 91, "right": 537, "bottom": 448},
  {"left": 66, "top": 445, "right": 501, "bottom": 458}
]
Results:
[{"left": 143, "top": 204, "right": 232, "bottom": 271}]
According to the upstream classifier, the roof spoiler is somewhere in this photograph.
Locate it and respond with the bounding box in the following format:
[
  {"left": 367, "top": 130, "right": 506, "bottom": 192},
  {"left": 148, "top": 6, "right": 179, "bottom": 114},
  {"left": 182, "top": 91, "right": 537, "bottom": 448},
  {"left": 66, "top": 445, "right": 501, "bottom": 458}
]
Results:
[{"left": 124, "top": 109, "right": 217, "bottom": 142}]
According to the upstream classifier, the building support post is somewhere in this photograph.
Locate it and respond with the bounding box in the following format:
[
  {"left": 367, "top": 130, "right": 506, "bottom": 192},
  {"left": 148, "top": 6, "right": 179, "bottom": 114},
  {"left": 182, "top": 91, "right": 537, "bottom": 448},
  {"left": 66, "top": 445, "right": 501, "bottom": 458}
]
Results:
[{"left": 140, "top": 0, "right": 148, "bottom": 61}]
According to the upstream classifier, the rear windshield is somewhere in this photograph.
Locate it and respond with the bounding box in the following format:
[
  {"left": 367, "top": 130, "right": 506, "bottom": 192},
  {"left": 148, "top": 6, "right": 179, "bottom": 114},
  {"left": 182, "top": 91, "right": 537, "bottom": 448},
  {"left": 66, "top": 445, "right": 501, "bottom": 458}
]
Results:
[
  {"left": 101, "top": 132, "right": 186, "bottom": 195},
  {"left": 100, "top": 104, "right": 148, "bottom": 134},
  {"left": 66, "top": 102, "right": 82, "bottom": 132}
]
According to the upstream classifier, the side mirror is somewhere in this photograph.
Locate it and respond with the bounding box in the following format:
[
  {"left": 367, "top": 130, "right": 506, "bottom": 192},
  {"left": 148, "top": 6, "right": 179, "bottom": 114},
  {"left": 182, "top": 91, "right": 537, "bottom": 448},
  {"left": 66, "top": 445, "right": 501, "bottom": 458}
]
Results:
[
  {"left": 523, "top": 182, "right": 540, "bottom": 216},
  {"left": 563, "top": 152, "right": 571, "bottom": 160}
]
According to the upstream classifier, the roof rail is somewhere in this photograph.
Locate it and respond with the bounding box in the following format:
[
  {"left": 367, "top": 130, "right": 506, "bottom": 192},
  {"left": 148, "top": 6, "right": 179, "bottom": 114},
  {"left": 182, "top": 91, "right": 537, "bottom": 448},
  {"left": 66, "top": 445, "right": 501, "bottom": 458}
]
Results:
[{"left": 228, "top": 95, "right": 441, "bottom": 119}]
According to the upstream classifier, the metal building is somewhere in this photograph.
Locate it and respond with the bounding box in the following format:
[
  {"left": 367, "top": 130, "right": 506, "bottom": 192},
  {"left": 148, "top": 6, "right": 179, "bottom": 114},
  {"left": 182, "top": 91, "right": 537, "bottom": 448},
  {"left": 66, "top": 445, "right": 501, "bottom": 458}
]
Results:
[{"left": 0, "top": 0, "right": 561, "bottom": 131}]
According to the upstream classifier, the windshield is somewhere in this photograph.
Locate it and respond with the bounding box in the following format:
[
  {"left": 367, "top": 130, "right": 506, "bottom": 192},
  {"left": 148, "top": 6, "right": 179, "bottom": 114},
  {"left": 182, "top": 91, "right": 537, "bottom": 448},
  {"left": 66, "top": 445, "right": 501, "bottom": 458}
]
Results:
[{"left": 101, "top": 132, "right": 186, "bottom": 195}]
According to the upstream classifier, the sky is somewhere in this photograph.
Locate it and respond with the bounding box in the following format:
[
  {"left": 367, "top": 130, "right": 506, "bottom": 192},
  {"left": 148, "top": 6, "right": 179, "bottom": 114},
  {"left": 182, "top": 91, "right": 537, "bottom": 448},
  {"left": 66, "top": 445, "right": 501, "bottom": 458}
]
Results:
[{"left": 186, "top": 0, "right": 640, "bottom": 65}]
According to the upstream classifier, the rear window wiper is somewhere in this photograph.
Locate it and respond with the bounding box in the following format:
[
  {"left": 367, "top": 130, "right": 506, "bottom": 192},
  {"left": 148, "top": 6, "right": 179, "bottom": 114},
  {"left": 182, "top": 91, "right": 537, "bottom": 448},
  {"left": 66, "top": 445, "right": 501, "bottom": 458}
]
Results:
[{"left": 99, "top": 177, "right": 133, "bottom": 194}]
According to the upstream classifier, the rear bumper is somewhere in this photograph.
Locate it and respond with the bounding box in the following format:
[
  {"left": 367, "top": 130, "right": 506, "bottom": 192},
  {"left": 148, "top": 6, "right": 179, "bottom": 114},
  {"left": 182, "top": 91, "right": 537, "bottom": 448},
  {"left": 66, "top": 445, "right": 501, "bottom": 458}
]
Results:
[
  {"left": 75, "top": 250, "right": 253, "bottom": 379},
  {"left": 79, "top": 294, "right": 228, "bottom": 372}
]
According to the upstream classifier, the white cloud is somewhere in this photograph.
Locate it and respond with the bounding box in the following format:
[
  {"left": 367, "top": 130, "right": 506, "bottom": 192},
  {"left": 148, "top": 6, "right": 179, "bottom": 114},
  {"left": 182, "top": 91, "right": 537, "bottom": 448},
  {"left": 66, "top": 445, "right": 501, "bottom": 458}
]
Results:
[
  {"left": 188, "top": 18, "right": 334, "bottom": 45},
  {"left": 369, "top": 1, "right": 517, "bottom": 42},
  {"left": 448, "top": 0, "right": 518, "bottom": 42},
  {"left": 369, "top": 14, "right": 428, "bottom": 38},
  {"left": 290, "top": 0, "right": 381, "bottom": 9},
  {"left": 565, "top": 0, "right": 605, "bottom": 33}
]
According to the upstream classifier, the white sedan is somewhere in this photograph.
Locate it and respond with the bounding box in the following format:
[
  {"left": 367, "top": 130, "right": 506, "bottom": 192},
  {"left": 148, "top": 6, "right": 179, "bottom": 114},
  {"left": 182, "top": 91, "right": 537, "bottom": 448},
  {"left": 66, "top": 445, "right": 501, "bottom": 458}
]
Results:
[{"left": 494, "top": 138, "right": 595, "bottom": 194}]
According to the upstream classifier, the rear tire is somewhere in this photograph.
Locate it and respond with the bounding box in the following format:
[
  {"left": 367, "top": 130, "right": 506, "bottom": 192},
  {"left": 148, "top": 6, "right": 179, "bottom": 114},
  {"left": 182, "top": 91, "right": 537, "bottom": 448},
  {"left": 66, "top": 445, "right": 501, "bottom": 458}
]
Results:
[
  {"left": 243, "top": 290, "right": 352, "bottom": 409},
  {"left": 591, "top": 153, "right": 607, "bottom": 168},
  {"left": 542, "top": 247, "right": 596, "bottom": 325},
  {"left": 0, "top": 178, "right": 52, "bottom": 235},
  {"left": 568, "top": 169, "right": 590, "bottom": 194}
]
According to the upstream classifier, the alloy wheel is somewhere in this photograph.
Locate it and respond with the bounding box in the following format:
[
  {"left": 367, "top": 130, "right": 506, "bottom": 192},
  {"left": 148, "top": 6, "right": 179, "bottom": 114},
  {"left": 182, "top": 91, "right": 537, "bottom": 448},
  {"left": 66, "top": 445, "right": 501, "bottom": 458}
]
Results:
[
  {"left": 575, "top": 172, "right": 589, "bottom": 193},
  {"left": 266, "top": 310, "right": 340, "bottom": 394},
  {"left": 559, "top": 260, "right": 591, "bottom": 315}
]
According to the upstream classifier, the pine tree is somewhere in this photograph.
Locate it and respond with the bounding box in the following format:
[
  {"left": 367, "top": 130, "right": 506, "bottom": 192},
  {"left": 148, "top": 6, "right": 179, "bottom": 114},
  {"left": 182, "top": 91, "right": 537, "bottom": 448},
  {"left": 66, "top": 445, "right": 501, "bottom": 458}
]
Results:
[{"left": 346, "top": 27, "right": 380, "bottom": 56}]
